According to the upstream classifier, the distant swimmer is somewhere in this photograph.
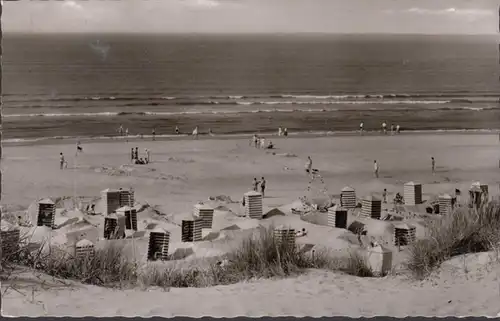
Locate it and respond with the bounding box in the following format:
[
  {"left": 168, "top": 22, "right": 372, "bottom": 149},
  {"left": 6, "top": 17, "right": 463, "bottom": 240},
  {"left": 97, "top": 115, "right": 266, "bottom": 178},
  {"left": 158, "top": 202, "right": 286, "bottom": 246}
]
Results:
[
  {"left": 192, "top": 126, "right": 199, "bottom": 139},
  {"left": 359, "top": 122, "right": 364, "bottom": 135},
  {"left": 373, "top": 160, "right": 379, "bottom": 178},
  {"left": 382, "top": 122, "right": 387, "bottom": 135}
]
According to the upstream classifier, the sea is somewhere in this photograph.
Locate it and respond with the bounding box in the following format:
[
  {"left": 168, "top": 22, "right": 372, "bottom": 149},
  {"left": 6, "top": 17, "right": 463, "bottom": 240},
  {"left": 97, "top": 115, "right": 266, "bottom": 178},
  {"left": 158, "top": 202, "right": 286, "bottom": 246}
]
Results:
[{"left": 3, "top": 33, "right": 500, "bottom": 143}]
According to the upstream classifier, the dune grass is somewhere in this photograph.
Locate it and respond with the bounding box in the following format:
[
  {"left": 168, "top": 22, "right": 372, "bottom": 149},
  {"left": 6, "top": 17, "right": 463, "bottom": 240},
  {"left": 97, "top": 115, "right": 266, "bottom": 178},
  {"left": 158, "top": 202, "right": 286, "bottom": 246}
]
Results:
[
  {"left": 2, "top": 226, "right": 376, "bottom": 289},
  {"left": 407, "top": 201, "right": 500, "bottom": 279}
]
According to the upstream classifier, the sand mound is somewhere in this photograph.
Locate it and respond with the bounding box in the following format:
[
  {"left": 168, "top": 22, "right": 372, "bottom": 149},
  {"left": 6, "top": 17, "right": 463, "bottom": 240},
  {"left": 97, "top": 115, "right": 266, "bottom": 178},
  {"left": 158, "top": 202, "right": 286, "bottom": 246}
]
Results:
[
  {"left": 169, "top": 247, "right": 195, "bottom": 260},
  {"left": 263, "top": 208, "right": 286, "bottom": 219}
]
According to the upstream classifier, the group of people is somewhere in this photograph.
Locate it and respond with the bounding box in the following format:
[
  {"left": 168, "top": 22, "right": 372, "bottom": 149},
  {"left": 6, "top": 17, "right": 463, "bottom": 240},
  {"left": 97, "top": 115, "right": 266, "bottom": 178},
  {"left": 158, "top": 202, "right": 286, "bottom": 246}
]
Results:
[
  {"left": 131, "top": 146, "right": 151, "bottom": 165},
  {"left": 252, "top": 177, "right": 267, "bottom": 197},
  {"left": 359, "top": 121, "right": 401, "bottom": 135},
  {"left": 251, "top": 135, "right": 275, "bottom": 149}
]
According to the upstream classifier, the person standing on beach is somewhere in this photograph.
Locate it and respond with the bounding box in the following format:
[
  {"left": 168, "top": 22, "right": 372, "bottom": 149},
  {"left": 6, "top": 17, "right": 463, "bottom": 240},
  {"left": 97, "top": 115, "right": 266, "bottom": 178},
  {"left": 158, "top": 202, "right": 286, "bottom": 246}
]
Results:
[
  {"left": 192, "top": 126, "right": 199, "bottom": 139},
  {"left": 431, "top": 157, "right": 436, "bottom": 175},
  {"left": 374, "top": 160, "right": 379, "bottom": 178},
  {"left": 125, "top": 128, "right": 129, "bottom": 137},
  {"left": 260, "top": 177, "right": 266, "bottom": 197},
  {"left": 382, "top": 122, "right": 387, "bottom": 135},
  {"left": 283, "top": 128, "right": 288, "bottom": 137},
  {"left": 118, "top": 124, "right": 124, "bottom": 136},
  {"left": 131, "top": 148, "right": 135, "bottom": 163},
  {"left": 382, "top": 188, "right": 387, "bottom": 203},
  {"left": 152, "top": 128, "right": 156, "bottom": 141},
  {"left": 396, "top": 124, "right": 400, "bottom": 134},
  {"left": 306, "top": 156, "right": 313, "bottom": 174},
  {"left": 135, "top": 147, "right": 139, "bottom": 160},
  {"left": 278, "top": 127, "right": 283, "bottom": 136},
  {"left": 145, "top": 148, "right": 150, "bottom": 164},
  {"left": 253, "top": 134, "right": 259, "bottom": 148},
  {"left": 359, "top": 122, "right": 364, "bottom": 135},
  {"left": 253, "top": 178, "right": 259, "bottom": 192},
  {"left": 60, "top": 153, "right": 65, "bottom": 170}
]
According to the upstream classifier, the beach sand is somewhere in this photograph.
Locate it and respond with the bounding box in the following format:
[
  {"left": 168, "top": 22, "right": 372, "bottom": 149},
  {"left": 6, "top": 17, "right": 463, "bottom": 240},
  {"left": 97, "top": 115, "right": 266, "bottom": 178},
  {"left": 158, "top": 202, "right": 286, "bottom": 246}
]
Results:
[{"left": 2, "top": 133, "right": 500, "bottom": 316}]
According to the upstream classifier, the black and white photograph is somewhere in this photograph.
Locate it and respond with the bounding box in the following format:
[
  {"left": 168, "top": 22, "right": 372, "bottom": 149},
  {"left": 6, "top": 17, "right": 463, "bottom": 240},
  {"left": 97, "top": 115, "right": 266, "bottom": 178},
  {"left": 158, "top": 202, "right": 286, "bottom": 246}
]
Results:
[{"left": 2, "top": 0, "right": 500, "bottom": 317}]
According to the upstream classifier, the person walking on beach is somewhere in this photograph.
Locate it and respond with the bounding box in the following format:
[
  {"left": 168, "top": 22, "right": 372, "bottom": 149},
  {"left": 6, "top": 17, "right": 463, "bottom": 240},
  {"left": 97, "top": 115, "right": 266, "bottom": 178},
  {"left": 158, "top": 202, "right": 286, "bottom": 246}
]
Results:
[
  {"left": 431, "top": 156, "right": 436, "bottom": 175},
  {"left": 175, "top": 126, "right": 180, "bottom": 135},
  {"left": 145, "top": 148, "right": 150, "bottom": 164},
  {"left": 60, "top": 153, "right": 65, "bottom": 170},
  {"left": 374, "top": 160, "right": 379, "bottom": 178},
  {"left": 396, "top": 124, "right": 400, "bottom": 134},
  {"left": 76, "top": 141, "right": 83, "bottom": 154},
  {"left": 359, "top": 122, "right": 364, "bottom": 135},
  {"left": 253, "top": 178, "right": 259, "bottom": 192},
  {"left": 131, "top": 148, "right": 135, "bottom": 163},
  {"left": 382, "top": 122, "right": 387, "bottom": 135},
  {"left": 253, "top": 134, "right": 259, "bottom": 148},
  {"left": 382, "top": 188, "right": 387, "bottom": 203},
  {"left": 192, "top": 126, "right": 199, "bottom": 139},
  {"left": 278, "top": 127, "right": 283, "bottom": 136},
  {"left": 306, "top": 156, "right": 313, "bottom": 174},
  {"left": 260, "top": 177, "right": 266, "bottom": 197},
  {"left": 135, "top": 147, "right": 139, "bottom": 160},
  {"left": 125, "top": 128, "right": 129, "bottom": 137},
  {"left": 118, "top": 124, "right": 124, "bottom": 136},
  {"left": 152, "top": 128, "right": 156, "bottom": 141},
  {"left": 283, "top": 128, "right": 288, "bottom": 137}
]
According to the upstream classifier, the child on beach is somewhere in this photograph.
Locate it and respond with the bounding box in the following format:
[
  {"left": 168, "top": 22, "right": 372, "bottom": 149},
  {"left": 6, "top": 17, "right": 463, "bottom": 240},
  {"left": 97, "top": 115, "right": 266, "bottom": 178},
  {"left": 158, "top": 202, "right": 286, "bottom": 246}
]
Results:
[
  {"left": 175, "top": 126, "right": 180, "bottom": 135},
  {"left": 374, "top": 160, "right": 379, "bottom": 178},
  {"left": 253, "top": 178, "right": 259, "bottom": 192},
  {"left": 260, "top": 138, "right": 266, "bottom": 149},
  {"left": 260, "top": 177, "right": 266, "bottom": 197},
  {"left": 59, "top": 153, "right": 65, "bottom": 170},
  {"left": 76, "top": 141, "right": 83, "bottom": 153}
]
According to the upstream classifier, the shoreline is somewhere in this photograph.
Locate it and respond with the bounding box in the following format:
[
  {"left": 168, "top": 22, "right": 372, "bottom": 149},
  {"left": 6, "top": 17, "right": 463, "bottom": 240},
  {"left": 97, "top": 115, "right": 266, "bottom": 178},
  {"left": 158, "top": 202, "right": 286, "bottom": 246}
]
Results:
[{"left": 3, "top": 128, "right": 499, "bottom": 147}]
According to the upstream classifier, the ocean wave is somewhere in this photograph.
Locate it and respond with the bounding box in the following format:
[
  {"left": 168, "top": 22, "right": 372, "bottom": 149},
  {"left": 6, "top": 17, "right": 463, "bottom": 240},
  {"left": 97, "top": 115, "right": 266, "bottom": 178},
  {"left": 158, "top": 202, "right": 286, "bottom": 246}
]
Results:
[
  {"left": 4, "top": 105, "right": 497, "bottom": 119},
  {"left": 3, "top": 92, "right": 500, "bottom": 104}
]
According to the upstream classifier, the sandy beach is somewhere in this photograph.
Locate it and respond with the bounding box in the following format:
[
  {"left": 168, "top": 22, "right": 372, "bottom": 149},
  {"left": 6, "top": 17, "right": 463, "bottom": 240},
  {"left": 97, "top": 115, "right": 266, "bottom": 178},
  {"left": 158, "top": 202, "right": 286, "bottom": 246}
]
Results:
[{"left": 3, "top": 132, "right": 500, "bottom": 317}]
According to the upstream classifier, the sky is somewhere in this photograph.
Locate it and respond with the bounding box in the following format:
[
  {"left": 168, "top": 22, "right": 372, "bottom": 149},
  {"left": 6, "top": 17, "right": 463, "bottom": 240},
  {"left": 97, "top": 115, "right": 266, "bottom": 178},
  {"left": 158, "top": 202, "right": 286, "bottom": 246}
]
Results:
[{"left": 3, "top": 0, "right": 500, "bottom": 34}]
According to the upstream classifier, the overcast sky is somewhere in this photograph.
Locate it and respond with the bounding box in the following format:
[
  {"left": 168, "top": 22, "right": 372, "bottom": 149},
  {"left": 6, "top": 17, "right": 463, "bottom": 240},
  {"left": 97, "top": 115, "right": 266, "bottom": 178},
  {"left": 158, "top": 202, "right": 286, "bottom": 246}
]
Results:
[{"left": 3, "top": 0, "right": 499, "bottom": 34}]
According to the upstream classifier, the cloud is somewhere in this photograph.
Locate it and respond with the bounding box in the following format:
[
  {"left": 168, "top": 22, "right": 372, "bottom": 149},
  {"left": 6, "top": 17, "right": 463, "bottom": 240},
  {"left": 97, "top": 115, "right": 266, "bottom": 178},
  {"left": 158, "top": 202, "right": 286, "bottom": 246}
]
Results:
[
  {"left": 62, "top": 0, "right": 84, "bottom": 11},
  {"left": 404, "top": 7, "right": 494, "bottom": 16},
  {"left": 183, "top": 0, "right": 221, "bottom": 9}
]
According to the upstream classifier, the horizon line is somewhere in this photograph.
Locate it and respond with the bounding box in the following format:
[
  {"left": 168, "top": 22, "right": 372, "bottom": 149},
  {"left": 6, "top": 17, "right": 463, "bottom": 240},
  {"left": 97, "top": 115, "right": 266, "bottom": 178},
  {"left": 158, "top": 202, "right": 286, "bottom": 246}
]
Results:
[{"left": 3, "top": 31, "right": 499, "bottom": 36}]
